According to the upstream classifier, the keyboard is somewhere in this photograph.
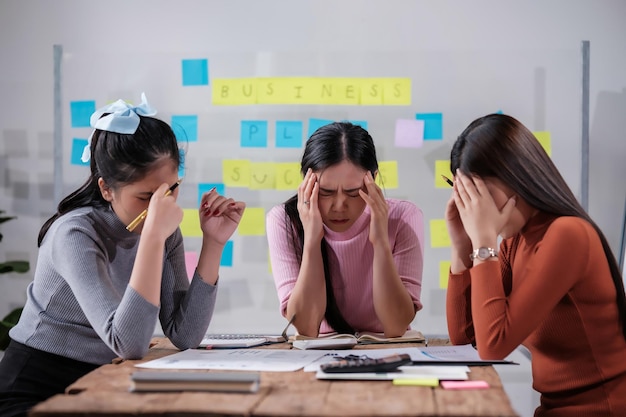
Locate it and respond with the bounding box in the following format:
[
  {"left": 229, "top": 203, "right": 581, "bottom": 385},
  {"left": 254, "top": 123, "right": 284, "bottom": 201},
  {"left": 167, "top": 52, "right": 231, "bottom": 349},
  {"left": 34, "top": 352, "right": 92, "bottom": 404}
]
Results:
[{"left": 198, "top": 334, "right": 284, "bottom": 349}]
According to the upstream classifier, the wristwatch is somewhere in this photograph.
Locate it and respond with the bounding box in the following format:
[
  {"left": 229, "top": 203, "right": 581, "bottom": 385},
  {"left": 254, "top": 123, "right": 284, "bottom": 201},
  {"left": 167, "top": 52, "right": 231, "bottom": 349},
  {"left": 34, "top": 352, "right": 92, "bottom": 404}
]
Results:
[{"left": 470, "top": 247, "right": 498, "bottom": 261}]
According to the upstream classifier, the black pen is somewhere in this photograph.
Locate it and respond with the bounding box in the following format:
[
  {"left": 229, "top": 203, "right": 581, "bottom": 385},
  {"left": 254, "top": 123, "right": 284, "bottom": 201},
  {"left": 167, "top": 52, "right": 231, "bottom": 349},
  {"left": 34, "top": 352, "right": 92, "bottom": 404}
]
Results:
[
  {"left": 126, "top": 179, "right": 182, "bottom": 231},
  {"left": 441, "top": 175, "right": 453, "bottom": 187}
]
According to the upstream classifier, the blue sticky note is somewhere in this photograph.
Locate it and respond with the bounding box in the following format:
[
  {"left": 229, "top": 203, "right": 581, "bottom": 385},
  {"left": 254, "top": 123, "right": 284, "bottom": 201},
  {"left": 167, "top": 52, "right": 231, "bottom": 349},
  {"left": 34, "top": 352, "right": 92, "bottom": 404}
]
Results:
[
  {"left": 276, "top": 121, "right": 303, "bottom": 148},
  {"left": 308, "top": 118, "right": 334, "bottom": 138},
  {"left": 240, "top": 121, "right": 268, "bottom": 148},
  {"left": 197, "top": 183, "right": 226, "bottom": 207},
  {"left": 349, "top": 120, "right": 368, "bottom": 130},
  {"left": 70, "top": 100, "right": 96, "bottom": 128},
  {"left": 182, "top": 59, "right": 209, "bottom": 86},
  {"left": 495, "top": 109, "right": 503, "bottom": 114},
  {"left": 178, "top": 149, "right": 186, "bottom": 179},
  {"left": 171, "top": 115, "right": 198, "bottom": 142},
  {"left": 70, "top": 138, "right": 89, "bottom": 166},
  {"left": 220, "top": 240, "right": 234, "bottom": 267},
  {"left": 415, "top": 113, "right": 443, "bottom": 140}
]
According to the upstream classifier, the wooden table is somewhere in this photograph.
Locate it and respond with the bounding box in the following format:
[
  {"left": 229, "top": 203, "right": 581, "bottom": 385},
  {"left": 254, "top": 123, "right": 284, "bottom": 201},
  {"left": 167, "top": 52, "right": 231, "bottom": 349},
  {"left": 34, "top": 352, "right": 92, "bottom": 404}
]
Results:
[{"left": 30, "top": 337, "right": 519, "bottom": 417}]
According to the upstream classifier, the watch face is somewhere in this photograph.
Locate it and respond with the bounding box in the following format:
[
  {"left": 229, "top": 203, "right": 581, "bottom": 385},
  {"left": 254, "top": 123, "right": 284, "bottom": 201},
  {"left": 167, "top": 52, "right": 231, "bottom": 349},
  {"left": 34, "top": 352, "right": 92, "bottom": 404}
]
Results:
[{"left": 478, "top": 247, "right": 491, "bottom": 259}]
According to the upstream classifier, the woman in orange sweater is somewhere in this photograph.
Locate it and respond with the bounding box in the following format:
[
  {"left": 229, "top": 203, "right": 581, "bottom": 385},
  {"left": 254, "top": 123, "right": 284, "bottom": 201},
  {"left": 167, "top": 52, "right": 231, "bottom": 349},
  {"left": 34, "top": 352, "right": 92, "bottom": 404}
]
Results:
[{"left": 445, "top": 113, "right": 626, "bottom": 416}]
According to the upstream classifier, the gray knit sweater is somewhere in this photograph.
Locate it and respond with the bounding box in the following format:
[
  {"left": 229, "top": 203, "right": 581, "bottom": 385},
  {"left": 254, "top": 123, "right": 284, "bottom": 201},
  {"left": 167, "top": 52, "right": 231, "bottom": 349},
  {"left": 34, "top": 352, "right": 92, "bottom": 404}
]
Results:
[{"left": 10, "top": 206, "right": 217, "bottom": 365}]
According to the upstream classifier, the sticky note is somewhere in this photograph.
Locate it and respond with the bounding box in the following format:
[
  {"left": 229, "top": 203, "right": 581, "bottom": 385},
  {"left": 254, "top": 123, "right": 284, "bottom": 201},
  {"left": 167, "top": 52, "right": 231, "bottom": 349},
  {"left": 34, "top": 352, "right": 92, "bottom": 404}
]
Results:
[
  {"left": 182, "top": 59, "right": 209, "bottom": 86},
  {"left": 416, "top": 113, "right": 443, "bottom": 140},
  {"left": 307, "top": 118, "right": 334, "bottom": 138},
  {"left": 439, "top": 260, "right": 451, "bottom": 289},
  {"left": 70, "top": 138, "right": 89, "bottom": 166},
  {"left": 238, "top": 207, "right": 266, "bottom": 236},
  {"left": 240, "top": 121, "right": 268, "bottom": 148},
  {"left": 212, "top": 78, "right": 257, "bottom": 105},
  {"left": 222, "top": 159, "right": 250, "bottom": 187},
  {"left": 276, "top": 162, "right": 301, "bottom": 190},
  {"left": 171, "top": 115, "right": 198, "bottom": 142},
  {"left": 359, "top": 78, "right": 384, "bottom": 105},
  {"left": 276, "top": 121, "right": 303, "bottom": 148},
  {"left": 185, "top": 251, "right": 198, "bottom": 281},
  {"left": 70, "top": 100, "right": 96, "bottom": 128},
  {"left": 220, "top": 241, "right": 233, "bottom": 267},
  {"left": 250, "top": 162, "right": 276, "bottom": 190},
  {"left": 393, "top": 378, "right": 439, "bottom": 387},
  {"left": 180, "top": 209, "right": 202, "bottom": 237},
  {"left": 533, "top": 131, "right": 552, "bottom": 156},
  {"left": 349, "top": 120, "right": 368, "bottom": 130},
  {"left": 435, "top": 160, "right": 453, "bottom": 189},
  {"left": 429, "top": 219, "right": 451, "bottom": 248},
  {"left": 440, "top": 380, "right": 489, "bottom": 390},
  {"left": 197, "top": 183, "right": 225, "bottom": 207},
  {"left": 395, "top": 119, "right": 424, "bottom": 148},
  {"left": 375, "top": 161, "right": 399, "bottom": 189},
  {"left": 383, "top": 78, "right": 412, "bottom": 105}
]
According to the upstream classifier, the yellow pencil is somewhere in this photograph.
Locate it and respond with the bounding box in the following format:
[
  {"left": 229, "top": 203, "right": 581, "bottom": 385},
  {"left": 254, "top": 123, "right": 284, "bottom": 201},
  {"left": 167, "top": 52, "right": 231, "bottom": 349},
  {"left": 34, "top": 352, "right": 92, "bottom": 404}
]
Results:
[{"left": 126, "top": 179, "right": 181, "bottom": 232}]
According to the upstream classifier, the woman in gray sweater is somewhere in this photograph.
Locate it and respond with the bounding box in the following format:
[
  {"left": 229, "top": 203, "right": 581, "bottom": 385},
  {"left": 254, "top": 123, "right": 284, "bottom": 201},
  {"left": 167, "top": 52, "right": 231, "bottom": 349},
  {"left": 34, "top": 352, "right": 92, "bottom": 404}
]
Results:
[{"left": 0, "top": 94, "right": 245, "bottom": 417}]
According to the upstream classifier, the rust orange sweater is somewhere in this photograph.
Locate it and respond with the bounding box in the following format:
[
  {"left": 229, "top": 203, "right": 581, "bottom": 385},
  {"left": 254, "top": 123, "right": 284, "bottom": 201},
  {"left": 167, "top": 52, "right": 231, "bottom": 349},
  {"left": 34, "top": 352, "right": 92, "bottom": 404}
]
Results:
[{"left": 447, "top": 212, "right": 626, "bottom": 416}]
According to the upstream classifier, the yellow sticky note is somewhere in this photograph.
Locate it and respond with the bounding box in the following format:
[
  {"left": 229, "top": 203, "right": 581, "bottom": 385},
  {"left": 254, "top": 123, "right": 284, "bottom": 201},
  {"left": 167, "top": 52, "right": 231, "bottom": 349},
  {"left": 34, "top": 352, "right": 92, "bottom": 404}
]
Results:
[
  {"left": 359, "top": 78, "right": 385, "bottom": 105},
  {"left": 430, "top": 219, "right": 451, "bottom": 248},
  {"left": 334, "top": 78, "right": 361, "bottom": 105},
  {"left": 383, "top": 78, "right": 411, "bottom": 105},
  {"left": 393, "top": 378, "right": 439, "bottom": 387},
  {"left": 250, "top": 162, "right": 276, "bottom": 190},
  {"left": 180, "top": 209, "right": 202, "bottom": 237},
  {"left": 238, "top": 207, "right": 266, "bottom": 236},
  {"left": 439, "top": 260, "right": 451, "bottom": 289},
  {"left": 222, "top": 159, "right": 251, "bottom": 188},
  {"left": 533, "top": 131, "right": 552, "bottom": 156},
  {"left": 212, "top": 78, "right": 257, "bottom": 105},
  {"left": 435, "top": 160, "right": 453, "bottom": 189},
  {"left": 375, "top": 161, "right": 399, "bottom": 189},
  {"left": 276, "top": 162, "right": 301, "bottom": 190}
]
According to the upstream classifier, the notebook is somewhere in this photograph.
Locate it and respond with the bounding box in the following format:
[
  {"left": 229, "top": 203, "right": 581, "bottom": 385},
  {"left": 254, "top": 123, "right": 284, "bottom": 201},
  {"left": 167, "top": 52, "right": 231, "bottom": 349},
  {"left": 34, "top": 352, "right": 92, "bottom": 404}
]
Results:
[
  {"left": 198, "top": 334, "right": 284, "bottom": 348},
  {"left": 199, "top": 315, "right": 296, "bottom": 348}
]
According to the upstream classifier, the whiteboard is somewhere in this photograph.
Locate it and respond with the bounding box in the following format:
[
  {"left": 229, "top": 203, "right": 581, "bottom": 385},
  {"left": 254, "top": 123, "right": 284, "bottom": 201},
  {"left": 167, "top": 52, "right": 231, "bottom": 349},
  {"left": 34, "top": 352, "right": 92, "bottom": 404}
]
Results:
[{"left": 60, "top": 48, "right": 580, "bottom": 335}]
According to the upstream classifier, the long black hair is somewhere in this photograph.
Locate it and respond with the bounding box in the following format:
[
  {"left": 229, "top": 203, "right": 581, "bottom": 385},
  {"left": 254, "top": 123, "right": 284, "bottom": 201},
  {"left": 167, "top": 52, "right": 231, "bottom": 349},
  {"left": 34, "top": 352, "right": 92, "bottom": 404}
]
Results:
[
  {"left": 451, "top": 113, "right": 626, "bottom": 340},
  {"left": 38, "top": 115, "right": 180, "bottom": 246},
  {"left": 283, "top": 121, "right": 378, "bottom": 334}
]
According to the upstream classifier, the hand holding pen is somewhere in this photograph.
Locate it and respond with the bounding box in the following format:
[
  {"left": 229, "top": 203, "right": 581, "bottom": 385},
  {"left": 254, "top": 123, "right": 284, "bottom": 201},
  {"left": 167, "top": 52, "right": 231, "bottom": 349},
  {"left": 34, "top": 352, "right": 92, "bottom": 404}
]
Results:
[{"left": 127, "top": 180, "right": 182, "bottom": 232}]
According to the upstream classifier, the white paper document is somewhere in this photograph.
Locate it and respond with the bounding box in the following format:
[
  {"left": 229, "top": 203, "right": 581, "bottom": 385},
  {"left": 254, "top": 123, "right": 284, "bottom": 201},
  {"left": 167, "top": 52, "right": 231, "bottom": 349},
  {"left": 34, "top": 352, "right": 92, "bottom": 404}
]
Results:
[{"left": 136, "top": 348, "right": 327, "bottom": 372}]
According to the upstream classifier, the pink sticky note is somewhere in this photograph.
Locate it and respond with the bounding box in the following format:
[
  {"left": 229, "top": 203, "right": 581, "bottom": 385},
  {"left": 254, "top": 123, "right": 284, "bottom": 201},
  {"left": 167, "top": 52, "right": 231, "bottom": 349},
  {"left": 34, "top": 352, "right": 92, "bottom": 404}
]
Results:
[
  {"left": 184, "top": 251, "right": 198, "bottom": 282},
  {"left": 441, "top": 380, "right": 489, "bottom": 390},
  {"left": 394, "top": 119, "right": 424, "bottom": 148}
]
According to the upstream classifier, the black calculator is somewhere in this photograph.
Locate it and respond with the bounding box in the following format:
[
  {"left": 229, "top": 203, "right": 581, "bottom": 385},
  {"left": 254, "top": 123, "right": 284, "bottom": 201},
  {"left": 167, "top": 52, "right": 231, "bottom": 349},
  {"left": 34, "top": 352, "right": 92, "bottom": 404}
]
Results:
[{"left": 320, "top": 353, "right": 412, "bottom": 373}]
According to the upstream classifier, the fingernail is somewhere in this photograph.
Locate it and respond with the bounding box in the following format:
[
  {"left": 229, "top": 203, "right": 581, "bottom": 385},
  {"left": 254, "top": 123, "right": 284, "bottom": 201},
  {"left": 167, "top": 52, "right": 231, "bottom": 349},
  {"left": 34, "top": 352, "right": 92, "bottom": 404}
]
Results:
[
  {"left": 229, "top": 203, "right": 236, "bottom": 207},
  {"left": 202, "top": 202, "right": 208, "bottom": 208}
]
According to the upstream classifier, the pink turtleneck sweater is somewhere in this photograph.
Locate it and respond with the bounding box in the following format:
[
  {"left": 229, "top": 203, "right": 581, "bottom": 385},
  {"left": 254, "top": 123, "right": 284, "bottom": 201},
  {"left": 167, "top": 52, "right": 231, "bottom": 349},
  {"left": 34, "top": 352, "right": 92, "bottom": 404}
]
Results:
[{"left": 266, "top": 199, "right": 424, "bottom": 334}]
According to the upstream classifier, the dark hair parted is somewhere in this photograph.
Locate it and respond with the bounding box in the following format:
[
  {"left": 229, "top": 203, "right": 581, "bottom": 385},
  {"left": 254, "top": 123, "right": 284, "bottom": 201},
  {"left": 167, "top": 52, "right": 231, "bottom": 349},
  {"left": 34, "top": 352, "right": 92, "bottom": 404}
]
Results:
[
  {"left": 283, "top": 122, "right": 378, "bottom": 334},
  {"left": 38, "top": 115, "right": 181, "bottom": 246},
  {"left": 451, "top": 113, "right": 626, "bottom": 339}
]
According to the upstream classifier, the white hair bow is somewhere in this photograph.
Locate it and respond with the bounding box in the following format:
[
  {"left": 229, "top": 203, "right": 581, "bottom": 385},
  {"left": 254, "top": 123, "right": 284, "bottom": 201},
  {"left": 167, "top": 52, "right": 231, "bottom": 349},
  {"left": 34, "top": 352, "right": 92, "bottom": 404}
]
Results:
[{"left": 81, "top": 92, "right": 157, "bottom": 163}]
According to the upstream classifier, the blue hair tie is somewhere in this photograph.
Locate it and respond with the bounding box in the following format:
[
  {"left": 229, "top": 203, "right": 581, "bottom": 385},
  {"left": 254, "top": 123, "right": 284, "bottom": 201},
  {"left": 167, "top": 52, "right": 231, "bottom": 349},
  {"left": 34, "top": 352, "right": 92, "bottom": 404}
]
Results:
[{"left": 81, "top": 92, "right": 157, "bottom": 163}]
